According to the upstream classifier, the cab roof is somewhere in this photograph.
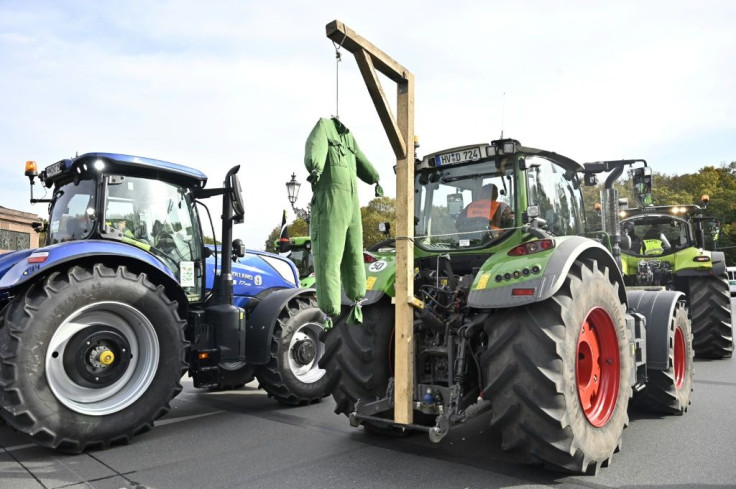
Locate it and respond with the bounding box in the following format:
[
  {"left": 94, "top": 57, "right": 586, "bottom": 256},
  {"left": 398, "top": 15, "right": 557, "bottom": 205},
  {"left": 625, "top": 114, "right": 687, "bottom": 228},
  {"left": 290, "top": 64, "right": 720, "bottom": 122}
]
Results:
[{"left": 41, "top": 152, "right": 208, "bottom": 189}]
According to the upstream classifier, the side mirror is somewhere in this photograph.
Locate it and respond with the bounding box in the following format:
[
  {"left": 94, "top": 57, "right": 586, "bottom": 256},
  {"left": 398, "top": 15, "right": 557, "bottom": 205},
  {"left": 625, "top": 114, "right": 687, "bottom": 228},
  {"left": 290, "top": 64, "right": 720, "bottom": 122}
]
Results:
[
  {"left": 31, "top": 221, "right": 47, "bottom": 233},
  {"left": 232, "top": 238, "right": 246, "bottom": 259},
  {"left": 229, "top": 174, "right": 245, "bottom": 224}
]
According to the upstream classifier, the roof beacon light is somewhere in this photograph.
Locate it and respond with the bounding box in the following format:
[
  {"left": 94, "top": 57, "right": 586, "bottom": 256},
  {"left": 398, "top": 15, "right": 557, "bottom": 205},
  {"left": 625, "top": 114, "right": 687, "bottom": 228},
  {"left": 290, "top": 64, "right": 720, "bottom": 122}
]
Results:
[{"left": 25, "top": 160, "right": 38, "bottom": 178}]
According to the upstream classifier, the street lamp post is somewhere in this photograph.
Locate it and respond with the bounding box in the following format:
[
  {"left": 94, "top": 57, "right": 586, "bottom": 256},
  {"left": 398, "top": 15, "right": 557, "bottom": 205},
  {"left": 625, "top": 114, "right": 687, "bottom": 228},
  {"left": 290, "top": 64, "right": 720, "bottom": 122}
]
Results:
[{"left": 285, "top": 173, "right": 311, "bottom": 231}]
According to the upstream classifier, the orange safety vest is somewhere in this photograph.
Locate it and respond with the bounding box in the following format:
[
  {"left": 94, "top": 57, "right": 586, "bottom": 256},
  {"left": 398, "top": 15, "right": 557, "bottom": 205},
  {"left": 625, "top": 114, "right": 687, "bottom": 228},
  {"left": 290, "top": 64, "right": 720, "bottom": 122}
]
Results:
[{"left": 465, "top": 199, "right": 502, "bottom": 229}]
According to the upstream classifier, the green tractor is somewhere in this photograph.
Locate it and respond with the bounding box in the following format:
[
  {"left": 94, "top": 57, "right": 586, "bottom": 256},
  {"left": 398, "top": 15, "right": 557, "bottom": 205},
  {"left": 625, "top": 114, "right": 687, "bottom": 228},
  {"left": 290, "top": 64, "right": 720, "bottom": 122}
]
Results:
[
  {"left": 587, "top": 163, "right": 732, "bottom": 359},
  {"left": 276, "top": 235, "right": 315, "bottom": 288},
  {"left": 321, "top": 139, "right": 694, "bottom": 474}
]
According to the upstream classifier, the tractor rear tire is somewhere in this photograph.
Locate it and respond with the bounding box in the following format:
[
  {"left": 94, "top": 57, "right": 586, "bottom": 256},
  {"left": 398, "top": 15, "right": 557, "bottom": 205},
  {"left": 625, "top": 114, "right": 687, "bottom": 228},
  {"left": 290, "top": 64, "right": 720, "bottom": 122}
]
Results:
[
  {"left": 320, "top": 299, "right": 433, "bottom": 435},
  {"left": 0, "top": 264, "right": 187, "bottom": 452},
  {"left": 320, "top": 299, "right": 394, "bottom": 417},
  {"left": 480, "top": 258, "right": 632, "bottom": 474},
  {"left": 634, "top": 303, "right": 693, "bottom": 414},
  {"left": 255, "top": 295, "right": 330, "bottom": 406},
  {"left": 688, "top": 274, "right": 733, "bottom": 359}
]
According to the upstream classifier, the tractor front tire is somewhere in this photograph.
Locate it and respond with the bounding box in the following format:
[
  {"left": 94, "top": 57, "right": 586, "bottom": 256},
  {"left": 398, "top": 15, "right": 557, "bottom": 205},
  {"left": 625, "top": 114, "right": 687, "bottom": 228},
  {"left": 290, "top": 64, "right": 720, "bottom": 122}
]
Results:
[
  {"left": 255, "top": 295, "right": 330, "bottom": 406},
  {"left": 688, "top": 274, "right": 732, "bottom": 359},
  {"left": 480, "top": 258, "right": 632, "bottom": 474},
  {"left": 634, "top": 303, "right": 693, "bottom": 414},
  {"left": 0, "top": 264, "right": 187, "bottom": 452}
]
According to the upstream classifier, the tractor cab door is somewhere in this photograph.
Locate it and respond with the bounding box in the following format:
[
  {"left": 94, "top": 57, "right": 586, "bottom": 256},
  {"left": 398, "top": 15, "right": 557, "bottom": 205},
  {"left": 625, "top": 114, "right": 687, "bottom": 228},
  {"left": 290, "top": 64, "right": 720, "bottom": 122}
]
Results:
[
  {"left": 103, "top": 175, "right": 205, "bottom": 302},
  {"left": 525, "top": 156, "right": 586, "bottom": 236},
  {"left": 47, "top": 178, "right": 98, "bottom": 244}
]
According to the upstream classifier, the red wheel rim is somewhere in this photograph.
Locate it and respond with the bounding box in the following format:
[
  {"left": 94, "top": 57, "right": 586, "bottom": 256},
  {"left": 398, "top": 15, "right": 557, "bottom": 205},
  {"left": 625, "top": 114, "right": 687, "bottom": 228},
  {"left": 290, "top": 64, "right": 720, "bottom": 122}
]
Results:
[
  {"left": 576, "top": 307, "right": 621, "bottom": 427},
  {"left": 673, "top": 326, "right": 686, "bottom": 389}
]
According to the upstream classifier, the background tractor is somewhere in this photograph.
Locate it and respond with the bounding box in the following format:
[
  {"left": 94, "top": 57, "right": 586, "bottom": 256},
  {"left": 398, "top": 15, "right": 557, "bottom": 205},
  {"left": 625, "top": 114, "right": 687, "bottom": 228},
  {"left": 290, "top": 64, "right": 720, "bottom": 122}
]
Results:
[
  {"left": 321, "top": 139, "right": 693, "bottom": 474},
  {"left": 275, "top": 235, "right": 316, "bottom": 288},
  {"left": 584, "top": 162, "right": 732, "bottom": 359},
  {"left": 0, "top": 153, "right": 330, "bottom": 452}
]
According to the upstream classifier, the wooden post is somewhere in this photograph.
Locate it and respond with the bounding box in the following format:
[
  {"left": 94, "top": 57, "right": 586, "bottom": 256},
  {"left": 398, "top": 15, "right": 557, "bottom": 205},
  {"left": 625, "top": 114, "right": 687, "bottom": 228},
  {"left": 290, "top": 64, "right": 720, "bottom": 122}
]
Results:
[{"left": 325, "top": 20, "right": 415, "bottom": 424}]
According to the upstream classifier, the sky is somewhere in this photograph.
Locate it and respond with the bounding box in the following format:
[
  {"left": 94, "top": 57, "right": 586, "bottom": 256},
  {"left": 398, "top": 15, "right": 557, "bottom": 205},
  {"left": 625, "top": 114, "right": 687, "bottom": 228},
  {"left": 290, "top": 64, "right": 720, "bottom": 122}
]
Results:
[{"left": 1, "top": 0, "right": 734, "bottom": 249}]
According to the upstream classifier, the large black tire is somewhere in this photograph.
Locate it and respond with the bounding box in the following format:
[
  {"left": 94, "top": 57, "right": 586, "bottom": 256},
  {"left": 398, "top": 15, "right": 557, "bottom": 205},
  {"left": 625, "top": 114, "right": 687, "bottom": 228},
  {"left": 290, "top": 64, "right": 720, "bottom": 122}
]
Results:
[
  {"left": 255, "top": 295, "right": 330, "bottom": 406},
  {"left": 688, "top": 274, "right": 733, "bottom": 359},
  {"left": 634, "top": 303, "right": 693, "bottom": 414},
  {"left": 320, "top": 299, "right": 394, "bottom": 417},
  {"left": 320, "top": 299, "right": 431, "bottom": 436},
  {"left": 0, "top": 264, "right": 187, "bottom": 452},
  {"left": 480, "top": 259, "right": 632, "bottom": 474}
]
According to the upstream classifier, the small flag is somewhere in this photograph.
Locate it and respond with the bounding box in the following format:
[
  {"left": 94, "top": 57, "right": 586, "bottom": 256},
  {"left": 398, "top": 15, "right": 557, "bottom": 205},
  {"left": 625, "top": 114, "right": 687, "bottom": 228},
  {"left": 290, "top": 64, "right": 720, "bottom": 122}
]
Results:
[{"left": 278, "top": 209, "right": 290, "bottom": 253}]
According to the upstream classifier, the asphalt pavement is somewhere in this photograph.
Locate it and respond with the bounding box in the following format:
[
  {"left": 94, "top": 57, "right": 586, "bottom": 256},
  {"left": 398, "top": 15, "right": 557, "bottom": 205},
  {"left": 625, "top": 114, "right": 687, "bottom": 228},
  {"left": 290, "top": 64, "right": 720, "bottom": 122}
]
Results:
[{"left": 2, "top": 304, "right": 735, "bottom": 489}]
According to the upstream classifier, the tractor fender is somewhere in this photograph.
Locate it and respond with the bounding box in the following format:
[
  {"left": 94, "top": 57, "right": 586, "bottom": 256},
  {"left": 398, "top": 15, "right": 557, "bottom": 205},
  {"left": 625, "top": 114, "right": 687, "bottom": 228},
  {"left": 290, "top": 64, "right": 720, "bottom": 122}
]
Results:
[
  {"left": 673, "top": 249, "right": 727, "bottom": 277},
  {"left": 0, "top": 240, "right": 188, "bottom": 315},
  {"left": 709, "top": 251, "right": 727, "bottom": 276},
  {"left": 246, "top": 287, "right": 320, "bottom": 365},
  {"left": 626, "top": 289, "right": 686, "bottom": 370},
  {"left": 340, "top": 252, "right": 396, "bottom": 307},
  {"left": 469, "top": 235, "right": 626, "bottom": 309}
]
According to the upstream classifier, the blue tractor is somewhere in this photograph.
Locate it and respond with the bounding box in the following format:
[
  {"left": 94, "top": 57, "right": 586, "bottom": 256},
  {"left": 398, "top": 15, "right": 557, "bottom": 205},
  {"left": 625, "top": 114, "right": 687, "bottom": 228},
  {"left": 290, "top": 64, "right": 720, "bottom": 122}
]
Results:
[{"left": 0, "top": 153, "right": 330, "bottom": 452}]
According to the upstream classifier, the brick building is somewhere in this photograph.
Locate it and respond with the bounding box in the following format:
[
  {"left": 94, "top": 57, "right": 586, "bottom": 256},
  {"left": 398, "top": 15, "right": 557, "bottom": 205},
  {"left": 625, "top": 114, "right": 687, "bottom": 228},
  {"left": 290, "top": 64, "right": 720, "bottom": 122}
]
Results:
[{"left": 0, "top": 206, "right": 42, "bottom": 253}]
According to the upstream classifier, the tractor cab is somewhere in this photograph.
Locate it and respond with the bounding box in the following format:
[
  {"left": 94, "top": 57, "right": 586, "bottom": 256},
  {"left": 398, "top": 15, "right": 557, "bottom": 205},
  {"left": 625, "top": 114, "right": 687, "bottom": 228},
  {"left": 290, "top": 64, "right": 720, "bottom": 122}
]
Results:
[
  {"left": 619, "top": 207, "right": 702, "bottom": 256},
  {"left": 25, "top": 153, "right": 211, "bottom": 301},
  {"left": 414, "top": 139, "right": 585, "bottom": 252}
]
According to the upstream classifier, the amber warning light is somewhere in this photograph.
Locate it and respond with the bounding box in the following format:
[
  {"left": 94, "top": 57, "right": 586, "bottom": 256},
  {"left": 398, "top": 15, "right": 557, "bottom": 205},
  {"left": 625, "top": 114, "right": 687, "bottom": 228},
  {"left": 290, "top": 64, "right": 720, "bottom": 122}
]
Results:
[{"left": 25, "top": 160, "right": 38, "bottom": 178}]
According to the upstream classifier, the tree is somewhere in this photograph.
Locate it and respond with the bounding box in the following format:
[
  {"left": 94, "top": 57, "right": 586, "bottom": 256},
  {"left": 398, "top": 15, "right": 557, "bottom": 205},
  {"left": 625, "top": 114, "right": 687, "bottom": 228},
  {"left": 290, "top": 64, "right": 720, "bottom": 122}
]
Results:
[
  {"left": 203, "top": 236, "right": 221, "bottom": 245},
  {"left": 361, "top": 196, "right": 396, "bottom": 249}
]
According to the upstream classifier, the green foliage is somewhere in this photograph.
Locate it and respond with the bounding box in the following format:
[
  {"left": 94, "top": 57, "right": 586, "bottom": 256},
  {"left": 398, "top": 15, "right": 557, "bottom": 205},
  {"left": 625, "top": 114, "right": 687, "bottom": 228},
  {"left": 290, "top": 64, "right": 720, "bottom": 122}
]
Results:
[
  {"left": 361, "top": 196, "right": 396, "bottom": 249},
  {"left": 203, "top": 236, "right": 221, "bottom": 245}
]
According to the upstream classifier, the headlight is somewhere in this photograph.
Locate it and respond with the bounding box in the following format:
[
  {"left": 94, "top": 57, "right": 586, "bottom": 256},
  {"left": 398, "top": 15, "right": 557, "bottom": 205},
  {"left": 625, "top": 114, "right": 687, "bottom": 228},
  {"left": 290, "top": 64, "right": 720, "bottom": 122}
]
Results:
[{"left": 260, "top": 255, "right": 297, "bottom": 287}]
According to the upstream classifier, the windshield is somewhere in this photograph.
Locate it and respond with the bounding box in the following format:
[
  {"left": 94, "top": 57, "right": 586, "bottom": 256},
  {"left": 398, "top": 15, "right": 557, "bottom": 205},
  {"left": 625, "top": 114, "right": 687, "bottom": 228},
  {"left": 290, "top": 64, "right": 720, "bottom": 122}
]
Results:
[
  {"left": 105, "top": 175, "right": 204, "bottom": 299},
  {"left": 48, "top": 178, "right": 97, "bottom": 244},
  {"left": 621, "top": 216, "right": 692, "bottom": 256},
  {"left": 415, "top": 160, "right": 515, "bottom": 249}
]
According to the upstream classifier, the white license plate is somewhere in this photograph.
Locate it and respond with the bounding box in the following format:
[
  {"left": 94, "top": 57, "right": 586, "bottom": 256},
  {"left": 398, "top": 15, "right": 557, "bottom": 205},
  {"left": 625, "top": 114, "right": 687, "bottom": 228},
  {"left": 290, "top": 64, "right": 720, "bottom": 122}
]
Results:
[
  {"left": 45, "top": 161, "right": 65, "bottom": 177},
  {"left": 434, "top": 147, "right": 482, "bottom": 166}
]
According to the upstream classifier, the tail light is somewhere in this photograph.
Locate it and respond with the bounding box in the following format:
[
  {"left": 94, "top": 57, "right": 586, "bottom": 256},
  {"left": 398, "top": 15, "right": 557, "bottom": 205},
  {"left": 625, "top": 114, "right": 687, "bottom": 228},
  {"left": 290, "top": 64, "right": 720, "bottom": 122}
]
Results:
[
  {"left": 364, "top": 252, "right": 378, "bottom": 263},
  {"left": 508, "top": 239, "right": 555, "bottom": 256}
]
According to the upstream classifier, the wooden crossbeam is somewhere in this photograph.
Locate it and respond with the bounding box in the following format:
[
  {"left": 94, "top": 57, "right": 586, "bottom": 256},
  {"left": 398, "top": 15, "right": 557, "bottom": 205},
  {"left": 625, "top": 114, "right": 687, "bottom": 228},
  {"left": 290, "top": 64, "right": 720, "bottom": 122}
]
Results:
[
  {"left": 325, "top": 20, "right": 415, "bottom": 425},
  {"left": 353, "top": 49, "right": 406, "bottom": 159}
]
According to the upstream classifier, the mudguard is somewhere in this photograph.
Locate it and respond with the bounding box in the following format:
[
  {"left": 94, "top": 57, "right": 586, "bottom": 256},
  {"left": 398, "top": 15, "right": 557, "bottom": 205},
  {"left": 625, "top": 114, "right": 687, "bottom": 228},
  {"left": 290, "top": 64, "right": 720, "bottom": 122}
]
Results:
[
  {"left": 245, "top": 288, "right": 320, "bottom": 365},
  {"left": 468, "top": 235, "right": 626, "bottom": 309},
  {"left": 0, "top": 240, "right": 178, "bottom": 290},
  {"left": 627, "top": 289, "right": 686, "bottom": 370},
  {"left": 341, "top": 251, "right": 396, "bottom": 307}
]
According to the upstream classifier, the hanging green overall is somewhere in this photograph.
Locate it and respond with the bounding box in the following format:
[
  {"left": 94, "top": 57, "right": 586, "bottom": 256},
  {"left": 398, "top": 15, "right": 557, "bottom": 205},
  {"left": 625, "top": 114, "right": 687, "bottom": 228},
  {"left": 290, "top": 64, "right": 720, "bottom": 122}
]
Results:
[{"left": 304, "top": 117, "right": 381, "bottom": 325}]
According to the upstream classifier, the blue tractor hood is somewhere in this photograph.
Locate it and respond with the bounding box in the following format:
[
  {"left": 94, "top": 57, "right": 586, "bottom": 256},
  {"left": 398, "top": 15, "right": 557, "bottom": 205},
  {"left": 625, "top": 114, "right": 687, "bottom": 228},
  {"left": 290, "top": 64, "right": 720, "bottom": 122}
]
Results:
[{"left": 205, "top": 248, "right": 300, "bottom": 309}]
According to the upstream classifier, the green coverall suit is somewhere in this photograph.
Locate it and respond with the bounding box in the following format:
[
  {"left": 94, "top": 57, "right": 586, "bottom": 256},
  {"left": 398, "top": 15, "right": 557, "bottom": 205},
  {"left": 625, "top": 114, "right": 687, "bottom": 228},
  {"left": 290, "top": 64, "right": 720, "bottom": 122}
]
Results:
[{"left": 304, "top": 117, "right": 381, "bottom": 323}]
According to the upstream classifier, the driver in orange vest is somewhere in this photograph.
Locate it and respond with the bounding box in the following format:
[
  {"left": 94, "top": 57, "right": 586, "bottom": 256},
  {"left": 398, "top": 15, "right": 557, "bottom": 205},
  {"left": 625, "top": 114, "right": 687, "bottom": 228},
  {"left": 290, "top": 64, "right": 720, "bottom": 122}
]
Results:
[{"left": 456, "top": 183, "right": 511, "bottom": 232}]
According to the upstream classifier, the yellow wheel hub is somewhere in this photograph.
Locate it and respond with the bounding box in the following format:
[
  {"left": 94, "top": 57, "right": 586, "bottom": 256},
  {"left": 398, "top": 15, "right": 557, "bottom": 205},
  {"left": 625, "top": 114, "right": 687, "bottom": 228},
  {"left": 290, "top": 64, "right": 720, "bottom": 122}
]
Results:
[{"left": 99, "top": 350, "right": 115, "bottom": 365}]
